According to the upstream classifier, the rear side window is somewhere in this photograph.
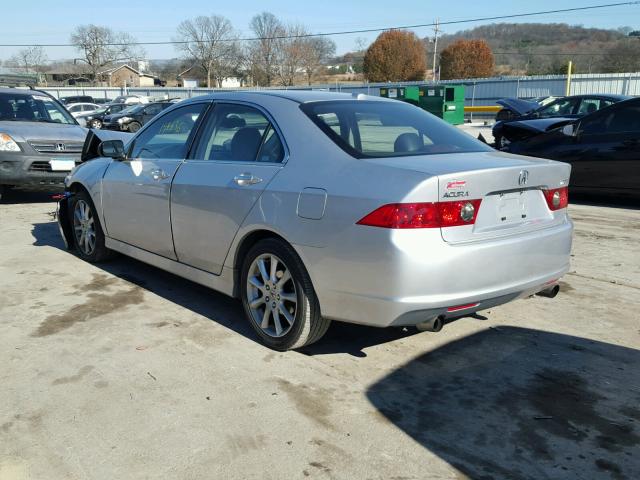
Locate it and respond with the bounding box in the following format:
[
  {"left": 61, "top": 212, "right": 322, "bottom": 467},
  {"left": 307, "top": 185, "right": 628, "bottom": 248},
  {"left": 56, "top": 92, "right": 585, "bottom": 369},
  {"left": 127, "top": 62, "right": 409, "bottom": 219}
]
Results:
[
  {"left": 193, "top": 103, "right": 285, "bottom": 163},
  {"left": 301, "top": 100, "right": 490, "bottom": 158}
]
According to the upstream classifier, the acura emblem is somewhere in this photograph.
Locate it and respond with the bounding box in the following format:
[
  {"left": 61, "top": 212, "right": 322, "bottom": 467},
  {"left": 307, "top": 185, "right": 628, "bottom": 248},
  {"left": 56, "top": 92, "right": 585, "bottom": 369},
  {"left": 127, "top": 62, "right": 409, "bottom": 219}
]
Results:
[
  {"left": 55, "top": 143, "right": 66, "bottom": 152},
  {"left": 518, "top": 170, "right": 529, "bottom": 186}
]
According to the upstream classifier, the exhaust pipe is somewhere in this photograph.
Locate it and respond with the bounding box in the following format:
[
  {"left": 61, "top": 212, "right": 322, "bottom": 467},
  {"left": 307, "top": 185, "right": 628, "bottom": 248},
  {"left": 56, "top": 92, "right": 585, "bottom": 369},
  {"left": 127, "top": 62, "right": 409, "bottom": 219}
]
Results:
[
  {"left": 417, "top": 316, "right": 444, "bottom": 332},
  {"left": 536, "top": 285, "right": 560, "bottom": 298}
]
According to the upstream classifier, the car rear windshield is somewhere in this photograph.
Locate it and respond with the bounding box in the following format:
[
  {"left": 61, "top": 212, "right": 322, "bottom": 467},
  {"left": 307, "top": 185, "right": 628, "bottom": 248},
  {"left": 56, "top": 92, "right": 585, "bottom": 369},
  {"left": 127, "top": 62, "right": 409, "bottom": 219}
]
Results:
[{"left": 300, "top": 100, "right": 491, "bottom": 159}]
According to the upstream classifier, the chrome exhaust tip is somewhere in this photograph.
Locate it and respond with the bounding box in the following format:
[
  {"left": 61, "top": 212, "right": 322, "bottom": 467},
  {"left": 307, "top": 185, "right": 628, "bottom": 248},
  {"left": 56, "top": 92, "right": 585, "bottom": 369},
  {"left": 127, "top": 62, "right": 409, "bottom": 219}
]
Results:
[{"left": 417, "top": 316, "right": 444, "bottom": 332}]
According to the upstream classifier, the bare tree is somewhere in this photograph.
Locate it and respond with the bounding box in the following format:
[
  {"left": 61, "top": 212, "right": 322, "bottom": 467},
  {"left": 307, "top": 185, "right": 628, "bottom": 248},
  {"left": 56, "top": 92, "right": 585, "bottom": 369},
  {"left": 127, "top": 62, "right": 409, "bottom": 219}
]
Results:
[
  {"left": 300, "top": 37, "right": 336, "bottom": 85},
  {"left": 70, "top": 25, "right": 145, "bottom": 85},
  {"left": 248, "top": 12, "right": 284, "bottom": 86},
  {"left": 174, "top": 15, "right": 239, "bottom": 88},
  {"left": 275, "top": 24, "right": 309, "bottom": 86},
  {"left": 9, "top": 46, "right": 48, "bottom": 76}
]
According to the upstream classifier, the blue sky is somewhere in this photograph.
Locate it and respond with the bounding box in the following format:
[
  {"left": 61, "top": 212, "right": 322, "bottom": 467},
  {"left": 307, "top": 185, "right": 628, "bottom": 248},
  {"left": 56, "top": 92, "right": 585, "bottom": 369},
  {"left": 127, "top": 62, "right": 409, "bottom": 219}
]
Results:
[{"left": 2, "top": 0, "right": 638, "bottom": 61}]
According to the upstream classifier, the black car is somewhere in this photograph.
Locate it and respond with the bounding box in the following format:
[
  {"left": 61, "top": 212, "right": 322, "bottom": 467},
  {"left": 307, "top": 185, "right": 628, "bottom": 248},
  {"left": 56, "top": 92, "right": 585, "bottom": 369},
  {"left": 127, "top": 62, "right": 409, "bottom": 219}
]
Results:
[
  {"left": 102, "top": 101, "right": 173, "bottom": 132},
  {"left": 493, "top": 94, "right": 630, "bottom": 148},
  {"left": 76, "top": 103, "right": 127, "bottom": 129},
  {"left": 505, "top": 97, "right": 640, "bottom": 199}
]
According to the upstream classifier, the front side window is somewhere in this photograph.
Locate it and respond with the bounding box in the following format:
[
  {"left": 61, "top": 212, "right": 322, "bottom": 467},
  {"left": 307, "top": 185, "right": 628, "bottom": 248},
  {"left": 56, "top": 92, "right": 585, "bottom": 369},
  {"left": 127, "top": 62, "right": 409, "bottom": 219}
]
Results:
[
  {"left": 301, "top": 100, "right": 490, "bottom": 159},
  {"left": 0, "top": 93, "right": 76, "bottom": 124},
  {"left": 536, "top": 98, "right": 579, "bottom": 117},
  {"left": 194, "top": 103, "right": 285, "bottom": 163},
  {"left": 129, "top": 103, "right": 206, "bottom": 159}
]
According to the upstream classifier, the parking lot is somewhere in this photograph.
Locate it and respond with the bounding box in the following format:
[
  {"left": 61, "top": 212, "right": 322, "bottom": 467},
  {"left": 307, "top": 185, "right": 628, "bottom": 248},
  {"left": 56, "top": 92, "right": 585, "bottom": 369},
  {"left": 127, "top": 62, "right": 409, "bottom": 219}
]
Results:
[{"left": 0, "top": 191, "right": 637, "bottom": 479}]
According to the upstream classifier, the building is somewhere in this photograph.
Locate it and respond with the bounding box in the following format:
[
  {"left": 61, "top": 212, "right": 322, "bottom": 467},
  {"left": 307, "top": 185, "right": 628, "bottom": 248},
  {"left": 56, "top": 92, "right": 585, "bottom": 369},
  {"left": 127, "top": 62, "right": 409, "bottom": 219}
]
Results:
[{"left": 100, "top": 65, "right": 156, "bottom": 87}]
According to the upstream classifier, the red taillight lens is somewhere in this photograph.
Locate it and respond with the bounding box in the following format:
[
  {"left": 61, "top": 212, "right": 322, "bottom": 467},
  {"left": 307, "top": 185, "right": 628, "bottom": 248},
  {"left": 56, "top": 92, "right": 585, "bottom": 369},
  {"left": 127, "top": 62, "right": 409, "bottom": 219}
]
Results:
[
  {"left": 357, "top": 200, "right": 482, "bottom": 229},
  {"left": 437, "top": 199, "right": 482, "bottom": 227},
  {"left": 543, "top": 187, "right": 569, "bottom": 211}
]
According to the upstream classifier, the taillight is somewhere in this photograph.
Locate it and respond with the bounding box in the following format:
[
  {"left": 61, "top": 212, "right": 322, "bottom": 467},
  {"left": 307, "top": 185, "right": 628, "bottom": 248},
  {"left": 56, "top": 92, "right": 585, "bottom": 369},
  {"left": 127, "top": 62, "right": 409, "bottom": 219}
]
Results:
[
  {"left": 357, "top": 200, "right": 482, "bottom": 229},
  {"left": 543, "top": 187, "right": 569, "bottom": 211}
]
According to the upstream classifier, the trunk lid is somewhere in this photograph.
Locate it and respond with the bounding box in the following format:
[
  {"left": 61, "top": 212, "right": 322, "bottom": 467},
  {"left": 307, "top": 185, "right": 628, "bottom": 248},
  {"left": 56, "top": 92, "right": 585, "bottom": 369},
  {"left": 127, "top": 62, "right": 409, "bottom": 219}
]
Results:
[{"left": 364, "top": 151, "right": 571, "bottom": 243}]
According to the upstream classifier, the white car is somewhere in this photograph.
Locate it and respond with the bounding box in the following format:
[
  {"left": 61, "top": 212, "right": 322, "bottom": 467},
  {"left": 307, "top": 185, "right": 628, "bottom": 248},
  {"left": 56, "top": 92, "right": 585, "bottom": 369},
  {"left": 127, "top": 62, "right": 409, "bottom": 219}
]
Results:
[
  {"left": 111, "top": 95, "right": 149, "bottom": 105},
  {"left": 66, "top": 102, "right": 101, "bottom": 118}
]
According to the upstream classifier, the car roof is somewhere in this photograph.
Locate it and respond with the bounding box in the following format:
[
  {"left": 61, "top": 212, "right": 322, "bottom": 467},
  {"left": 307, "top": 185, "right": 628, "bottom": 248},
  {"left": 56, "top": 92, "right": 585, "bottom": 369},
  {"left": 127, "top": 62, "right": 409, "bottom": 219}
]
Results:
[
  {"left": 563, "top": 94, "right": 631, "bottom": 101},
  {"left": 179, "top": 90, "right": 386, "bottom": 106},
  {"left": 0, "top": 87, "right": 52, "bottom": 97}
]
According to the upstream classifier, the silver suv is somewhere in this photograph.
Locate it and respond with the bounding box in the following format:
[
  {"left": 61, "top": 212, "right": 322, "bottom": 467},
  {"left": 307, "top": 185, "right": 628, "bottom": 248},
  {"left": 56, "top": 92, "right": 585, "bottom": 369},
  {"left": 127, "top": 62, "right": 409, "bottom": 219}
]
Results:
[{"left": 0, "top": 88, "right": 87, "bottom": 200}]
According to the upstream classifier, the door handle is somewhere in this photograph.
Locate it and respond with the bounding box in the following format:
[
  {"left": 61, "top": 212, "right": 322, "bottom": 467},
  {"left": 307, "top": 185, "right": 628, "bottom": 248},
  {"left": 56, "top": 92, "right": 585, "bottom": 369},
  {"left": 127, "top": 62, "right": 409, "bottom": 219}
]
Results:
[
  {"left": 234, "top": 173, "right": 262, "bottom": 186},
  {"left": 151, "top": 169, "right": 169, "bottom": 181}
]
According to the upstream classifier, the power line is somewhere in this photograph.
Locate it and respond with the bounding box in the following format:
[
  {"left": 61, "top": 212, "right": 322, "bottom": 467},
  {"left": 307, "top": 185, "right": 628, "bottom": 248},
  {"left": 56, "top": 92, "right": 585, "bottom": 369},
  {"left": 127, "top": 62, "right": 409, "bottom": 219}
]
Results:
[{"left": 0, "top": 1, "right": 638, "bottom": 47}]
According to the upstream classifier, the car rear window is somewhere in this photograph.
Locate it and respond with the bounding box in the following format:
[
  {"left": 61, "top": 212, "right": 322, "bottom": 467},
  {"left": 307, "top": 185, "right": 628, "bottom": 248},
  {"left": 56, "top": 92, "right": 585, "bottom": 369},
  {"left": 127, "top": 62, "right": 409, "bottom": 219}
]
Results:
[{"left": 300, "top": 100, "right": 491, "bottom": 159}]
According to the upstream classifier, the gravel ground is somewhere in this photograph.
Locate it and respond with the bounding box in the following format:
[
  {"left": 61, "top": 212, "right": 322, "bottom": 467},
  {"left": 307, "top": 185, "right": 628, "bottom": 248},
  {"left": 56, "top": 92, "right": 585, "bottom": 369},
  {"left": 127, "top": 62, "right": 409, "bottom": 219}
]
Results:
[{"left": 0, "top": 190, "right": 639, "bottom": 480}]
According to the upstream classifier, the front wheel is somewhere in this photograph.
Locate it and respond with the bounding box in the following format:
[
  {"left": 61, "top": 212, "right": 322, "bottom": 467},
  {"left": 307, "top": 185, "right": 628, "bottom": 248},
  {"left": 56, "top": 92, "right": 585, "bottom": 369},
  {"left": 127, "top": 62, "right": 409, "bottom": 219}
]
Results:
[
  {"left": 90, "top": 119, "right": 102, "bottom": 129},
  {"left": 69, "top": 190, "right": 113, "bottom": 262},
  {"left": 240, "top": 239, "right": 330, "bottom": 350},
  {"left": 128, "top": 121, "right": 141, "bottom": 133}
]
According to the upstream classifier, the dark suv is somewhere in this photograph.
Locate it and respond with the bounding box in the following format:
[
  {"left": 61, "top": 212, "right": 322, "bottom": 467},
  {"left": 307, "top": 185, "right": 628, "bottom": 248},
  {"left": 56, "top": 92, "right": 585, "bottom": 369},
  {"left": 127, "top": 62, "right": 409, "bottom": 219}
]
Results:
[
  {"left": 102, "top": 101, "right": 174, "bottom": 132},
  {"left": 0, "top": 88, "right": 87, "bottom": 200}
]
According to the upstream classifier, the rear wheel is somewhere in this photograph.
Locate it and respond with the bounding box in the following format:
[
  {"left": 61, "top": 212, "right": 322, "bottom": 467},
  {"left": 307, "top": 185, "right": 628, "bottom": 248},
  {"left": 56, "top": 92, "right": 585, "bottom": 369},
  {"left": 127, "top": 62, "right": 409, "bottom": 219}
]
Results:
[
  {"left": 69, "top": 190, "right": 113, "bottom": 262},
  {"left": 0, "top": 185, "right": 5, "bottom": 202},
  {"left": 128, "top": 121, "right": 141, "bottom": 133},
  {"left": 240, "top": 239, "right": 330, "bottom": 350}
]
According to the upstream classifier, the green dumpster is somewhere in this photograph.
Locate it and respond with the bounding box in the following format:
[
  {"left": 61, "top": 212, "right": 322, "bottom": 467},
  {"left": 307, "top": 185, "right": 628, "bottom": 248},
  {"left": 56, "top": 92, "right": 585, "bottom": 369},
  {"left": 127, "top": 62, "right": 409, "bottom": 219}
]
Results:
[{"left": 380, "top": 84, "right": 465, "bottom": 125}]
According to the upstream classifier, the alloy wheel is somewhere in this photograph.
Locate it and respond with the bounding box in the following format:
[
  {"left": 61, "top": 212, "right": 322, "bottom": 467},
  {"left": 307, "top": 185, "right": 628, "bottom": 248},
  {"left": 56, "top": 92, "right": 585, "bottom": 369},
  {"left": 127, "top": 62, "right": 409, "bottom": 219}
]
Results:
[
  {"left": 73, "top": 199, "right": 96, "bottom": 256},
  {"left": 246, "top": 254, "right": 298, "bottom": 338}
]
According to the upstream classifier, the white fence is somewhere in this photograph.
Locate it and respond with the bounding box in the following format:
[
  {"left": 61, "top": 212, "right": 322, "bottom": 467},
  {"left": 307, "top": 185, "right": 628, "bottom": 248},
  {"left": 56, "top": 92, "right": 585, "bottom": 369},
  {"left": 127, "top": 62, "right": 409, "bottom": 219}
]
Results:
[{"left": 42, "top": 72, "right": 640, "bottom": 109}]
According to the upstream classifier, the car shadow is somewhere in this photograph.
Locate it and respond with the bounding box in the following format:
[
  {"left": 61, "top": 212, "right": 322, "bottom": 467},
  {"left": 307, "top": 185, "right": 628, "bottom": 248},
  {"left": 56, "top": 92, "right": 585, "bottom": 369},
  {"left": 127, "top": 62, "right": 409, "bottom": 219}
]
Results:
[
  {"left": 1, "top": 190, "right": 58, "bottom": 204},
  {"left": 366, "top": 326, "right": 640, "bottom": 480},
  {"left": 570, "top": 193, "right": 640, "bottom": 210},
  {"left": 31, "top": 220, "right": 420, "bottom": 354}
]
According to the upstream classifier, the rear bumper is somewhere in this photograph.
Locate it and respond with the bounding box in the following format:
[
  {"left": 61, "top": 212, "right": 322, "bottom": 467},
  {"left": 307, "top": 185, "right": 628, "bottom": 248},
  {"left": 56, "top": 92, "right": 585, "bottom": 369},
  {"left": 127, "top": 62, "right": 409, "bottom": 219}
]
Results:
[
  {"left": 296, "top": 217, "right": 573, "bottom": 327},
  {"left": 0, "top": 153, "right": 77, "bottom": 189}
]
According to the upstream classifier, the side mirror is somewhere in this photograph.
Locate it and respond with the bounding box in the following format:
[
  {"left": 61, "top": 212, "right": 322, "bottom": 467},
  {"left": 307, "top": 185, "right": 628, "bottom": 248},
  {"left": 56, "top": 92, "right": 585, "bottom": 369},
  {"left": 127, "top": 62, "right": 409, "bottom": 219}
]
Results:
[
  {"left": 561, "top": 124, "right": 576, "bottom": 137},
  {"left": 99, "top": 139, "right": 126, "bottom": 160}
]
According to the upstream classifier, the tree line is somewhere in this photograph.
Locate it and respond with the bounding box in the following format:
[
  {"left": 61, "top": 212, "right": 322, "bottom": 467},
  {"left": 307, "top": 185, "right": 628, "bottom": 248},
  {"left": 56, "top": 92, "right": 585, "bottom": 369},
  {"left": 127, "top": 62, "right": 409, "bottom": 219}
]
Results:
[
  {"left": 7, "top": 12, "right": 336, "bottom": 88},
  {"left": 5, "top": 19, "right": 639, "bottom": 86}
]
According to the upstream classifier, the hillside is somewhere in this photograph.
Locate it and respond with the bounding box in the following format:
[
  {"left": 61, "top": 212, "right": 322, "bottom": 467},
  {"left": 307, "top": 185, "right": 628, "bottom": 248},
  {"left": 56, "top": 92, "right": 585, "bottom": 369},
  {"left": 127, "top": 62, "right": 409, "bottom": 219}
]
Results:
[{"left": 433, "top": 23, "right": 639, "bottom": 75}]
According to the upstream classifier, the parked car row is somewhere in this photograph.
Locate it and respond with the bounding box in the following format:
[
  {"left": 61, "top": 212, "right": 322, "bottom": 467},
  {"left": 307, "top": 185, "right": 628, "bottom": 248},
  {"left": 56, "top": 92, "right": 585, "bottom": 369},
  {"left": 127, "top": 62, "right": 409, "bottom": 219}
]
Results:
[
  {"left": 492, "top": 94, "right": 630, "bottom": 148},
  {"left": 502, "top": 97, "right": 639, "bottom": 199}
]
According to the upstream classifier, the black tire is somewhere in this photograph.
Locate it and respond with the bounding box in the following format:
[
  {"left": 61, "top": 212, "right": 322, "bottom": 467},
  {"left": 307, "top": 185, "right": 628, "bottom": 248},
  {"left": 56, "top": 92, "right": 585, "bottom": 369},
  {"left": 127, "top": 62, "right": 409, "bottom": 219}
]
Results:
[
  {"left": 128, "top": 121, "right": 141, "bottom": 133},
  {"left": 0, "top": 185, "right": 5, "bottom": 202},
  {"left": 240, "top": 238, "right": 330, "bottom": 351},
  {"left": 90, "top": 119, "right": 102, "bottom": 129},
  {"left": 68, "top": 190, "right": 113, "bottom": 263}
]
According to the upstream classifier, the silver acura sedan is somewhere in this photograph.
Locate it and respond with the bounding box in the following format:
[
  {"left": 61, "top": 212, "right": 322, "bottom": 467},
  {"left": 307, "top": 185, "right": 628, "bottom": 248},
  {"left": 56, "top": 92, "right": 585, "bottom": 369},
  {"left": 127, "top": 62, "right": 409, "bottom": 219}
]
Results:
[{"left": 57, "top": 91, "right": 573, "bottom": 350}]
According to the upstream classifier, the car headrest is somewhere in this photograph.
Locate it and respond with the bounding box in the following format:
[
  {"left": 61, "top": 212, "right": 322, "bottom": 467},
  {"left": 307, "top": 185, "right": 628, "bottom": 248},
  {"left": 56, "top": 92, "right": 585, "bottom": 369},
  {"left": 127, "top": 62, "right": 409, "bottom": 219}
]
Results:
[
  {"left": 221, "top": 115, "right": 246, "bottom": 129},
  {"left": 394, "top": 133, "right": 423, "bottom": 153},
  {"left": 231, "top": 127, "right": 262, "bottom": 161}
]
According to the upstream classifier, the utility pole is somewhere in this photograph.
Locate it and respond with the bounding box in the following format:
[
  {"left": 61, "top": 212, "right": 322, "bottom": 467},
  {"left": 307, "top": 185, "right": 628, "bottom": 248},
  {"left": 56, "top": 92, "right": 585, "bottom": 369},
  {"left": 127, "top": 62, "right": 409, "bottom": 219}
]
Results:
[{"left": 432, "top": 18, "right": 440, "bottom": 81}]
